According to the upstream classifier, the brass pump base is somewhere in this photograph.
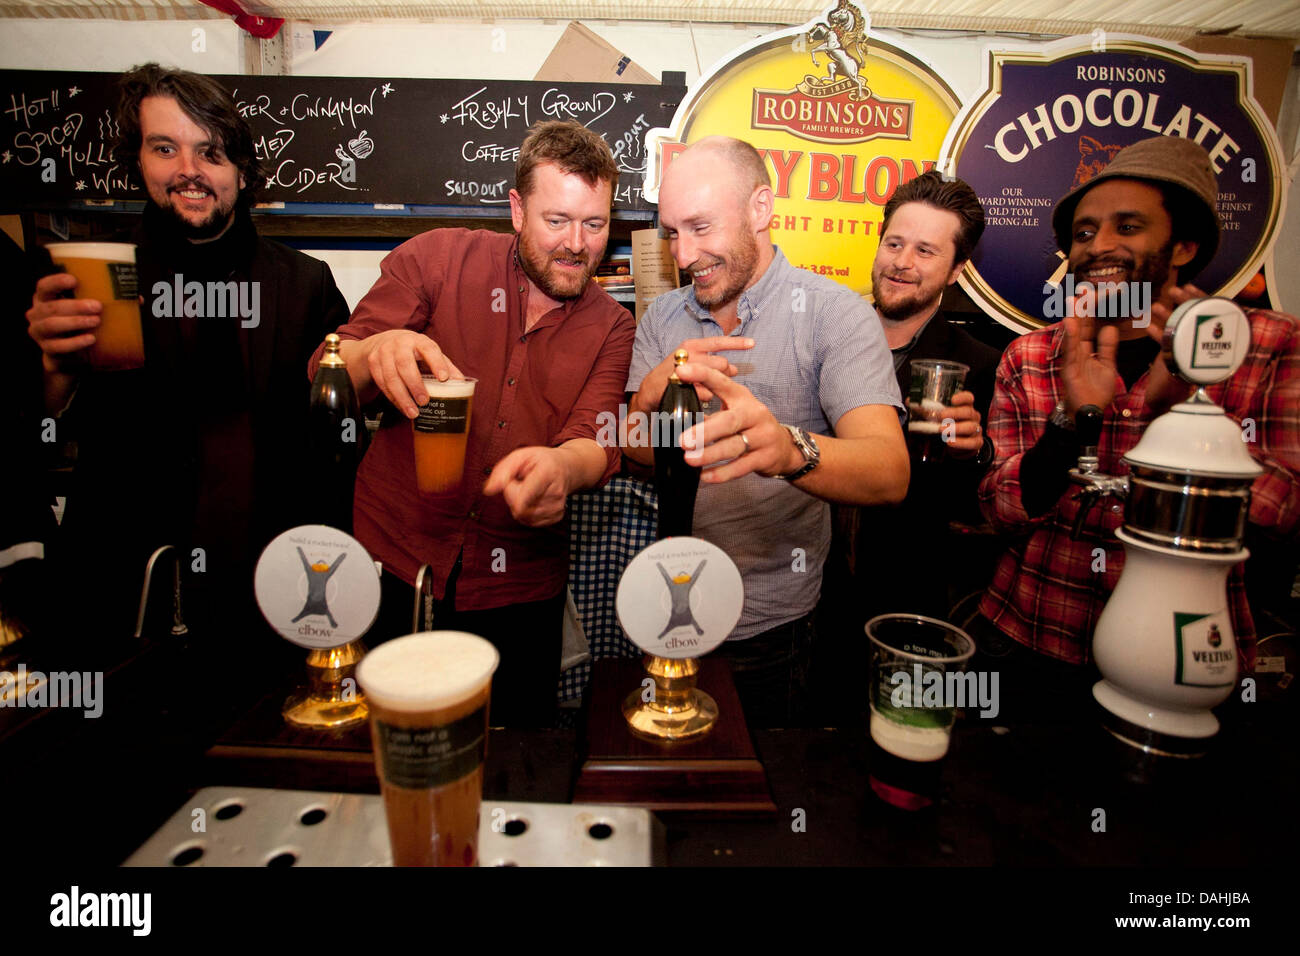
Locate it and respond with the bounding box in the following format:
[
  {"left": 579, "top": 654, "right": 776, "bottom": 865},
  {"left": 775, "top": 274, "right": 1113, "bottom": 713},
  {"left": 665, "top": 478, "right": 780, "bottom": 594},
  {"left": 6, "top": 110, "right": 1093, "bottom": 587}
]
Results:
[
  {"left": 622, "top": 654, "right": 718, "bottom": 741},
  {"left": 283, "top": 640, "right": 369, "bottom": 729}
]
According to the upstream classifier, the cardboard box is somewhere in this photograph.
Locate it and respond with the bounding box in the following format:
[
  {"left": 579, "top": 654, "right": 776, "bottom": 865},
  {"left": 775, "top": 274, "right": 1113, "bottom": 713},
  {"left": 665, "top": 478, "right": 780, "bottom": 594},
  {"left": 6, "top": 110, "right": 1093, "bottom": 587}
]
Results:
[
  {"left": 535, "top": 22, "right": 658, "bottom": 85},
  {"left": 1181, "top": 36, "right": 1293, "bottom": 128}
]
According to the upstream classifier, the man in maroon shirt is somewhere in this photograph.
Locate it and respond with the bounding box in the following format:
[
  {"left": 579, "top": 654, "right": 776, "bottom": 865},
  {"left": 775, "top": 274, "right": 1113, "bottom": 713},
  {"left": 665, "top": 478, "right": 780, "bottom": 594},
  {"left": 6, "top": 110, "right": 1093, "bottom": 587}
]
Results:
[{"left": 309, "top": 121, "right": 634, "bottom": 725}]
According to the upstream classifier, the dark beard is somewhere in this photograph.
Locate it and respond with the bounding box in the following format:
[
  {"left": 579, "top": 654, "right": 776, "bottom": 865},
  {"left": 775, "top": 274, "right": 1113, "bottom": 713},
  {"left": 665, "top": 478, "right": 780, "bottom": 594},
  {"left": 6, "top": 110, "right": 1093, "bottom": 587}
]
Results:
[
  {"left": 161, "top": 200, "right": 236, "bottom": 241},
  {"left": 873, "top": 286, "right": 929, "bottom": 321},
  {"left": 1072, "top": 241, "right": 1175, "bottom": 305},
  {"left": 872, "top": 270, "right": 941, "bottom": 322}
]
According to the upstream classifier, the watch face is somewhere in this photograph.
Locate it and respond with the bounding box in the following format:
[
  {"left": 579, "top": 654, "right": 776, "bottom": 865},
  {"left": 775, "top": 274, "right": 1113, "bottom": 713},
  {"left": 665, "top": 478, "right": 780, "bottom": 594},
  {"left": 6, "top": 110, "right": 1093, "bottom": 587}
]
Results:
[{"left": 795, "top": 427, "right": 819, "bottom": 460}]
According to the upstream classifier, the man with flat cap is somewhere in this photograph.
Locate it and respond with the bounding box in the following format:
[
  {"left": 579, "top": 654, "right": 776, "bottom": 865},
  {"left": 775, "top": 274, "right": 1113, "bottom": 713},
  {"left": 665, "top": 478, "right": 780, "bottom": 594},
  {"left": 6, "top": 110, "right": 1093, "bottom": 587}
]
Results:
[{"left": 975, "top": 135, "right": 1299, "bottom": 686}]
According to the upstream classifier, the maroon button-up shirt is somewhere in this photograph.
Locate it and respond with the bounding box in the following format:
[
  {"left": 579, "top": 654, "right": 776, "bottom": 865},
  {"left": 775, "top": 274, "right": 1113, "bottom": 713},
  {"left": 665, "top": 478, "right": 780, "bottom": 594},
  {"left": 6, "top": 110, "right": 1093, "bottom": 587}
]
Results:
[{"left": 309, "top": 228, "right": 635, "bottom": 610}]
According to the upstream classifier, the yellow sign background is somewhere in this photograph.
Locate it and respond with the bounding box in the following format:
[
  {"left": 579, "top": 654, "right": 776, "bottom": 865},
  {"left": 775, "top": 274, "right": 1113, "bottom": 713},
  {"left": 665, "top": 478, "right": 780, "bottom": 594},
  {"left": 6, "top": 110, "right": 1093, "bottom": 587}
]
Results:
[{"left": 651, "top": 31, "right": 959, "bottom": 298}]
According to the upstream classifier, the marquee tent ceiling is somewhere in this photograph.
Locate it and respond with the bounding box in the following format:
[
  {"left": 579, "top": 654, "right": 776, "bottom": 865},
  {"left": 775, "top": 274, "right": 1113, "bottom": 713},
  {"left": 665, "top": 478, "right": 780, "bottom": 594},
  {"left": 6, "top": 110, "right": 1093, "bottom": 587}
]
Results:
[{"left": 0, "top": 1, "right": 1297, "bottom": 41}]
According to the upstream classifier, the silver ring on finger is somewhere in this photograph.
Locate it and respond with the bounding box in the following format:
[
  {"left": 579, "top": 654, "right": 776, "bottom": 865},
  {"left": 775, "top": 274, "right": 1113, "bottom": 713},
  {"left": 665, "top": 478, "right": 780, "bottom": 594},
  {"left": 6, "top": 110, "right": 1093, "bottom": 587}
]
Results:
[{"left": 739, "top": 431, "right": 750, "bottom": 454}]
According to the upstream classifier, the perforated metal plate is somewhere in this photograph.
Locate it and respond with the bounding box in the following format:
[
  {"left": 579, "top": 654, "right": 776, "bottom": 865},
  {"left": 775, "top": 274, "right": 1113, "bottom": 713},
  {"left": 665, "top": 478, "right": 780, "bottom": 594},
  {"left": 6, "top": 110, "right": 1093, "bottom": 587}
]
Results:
[{"left": 123, "top": 787, "right": 660, "bottom": 867}]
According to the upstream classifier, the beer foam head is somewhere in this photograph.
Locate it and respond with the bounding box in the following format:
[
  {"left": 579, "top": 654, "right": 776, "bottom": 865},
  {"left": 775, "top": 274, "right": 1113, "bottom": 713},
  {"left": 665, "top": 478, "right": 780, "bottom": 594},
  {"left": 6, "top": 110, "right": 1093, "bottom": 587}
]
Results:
[
  {"left": 357, "top": 631, "right": 498, "bottom": 711},
  {"left": 421, "top": 376, "right": 477, "bottom": 399},
  {"left": 45, "top": 242, "right": 137, "bottom": 264}
]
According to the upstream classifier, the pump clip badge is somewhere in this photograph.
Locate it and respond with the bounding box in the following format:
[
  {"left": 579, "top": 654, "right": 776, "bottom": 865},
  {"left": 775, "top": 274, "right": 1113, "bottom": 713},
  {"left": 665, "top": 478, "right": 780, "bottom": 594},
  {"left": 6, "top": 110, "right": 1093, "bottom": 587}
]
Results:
[
  {"left": 616, "top": 538, "right": 743, "bottom": 659},
  {"left": 254, "top": 524, "right": 382, "bottom": 649}
]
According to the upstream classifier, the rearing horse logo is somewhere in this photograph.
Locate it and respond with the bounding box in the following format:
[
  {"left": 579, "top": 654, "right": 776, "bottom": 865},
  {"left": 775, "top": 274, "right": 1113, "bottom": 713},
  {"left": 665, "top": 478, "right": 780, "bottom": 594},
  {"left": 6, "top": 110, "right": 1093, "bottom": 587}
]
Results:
[{"left": 804, "top": 0, "right": 869, "bottom": 100}]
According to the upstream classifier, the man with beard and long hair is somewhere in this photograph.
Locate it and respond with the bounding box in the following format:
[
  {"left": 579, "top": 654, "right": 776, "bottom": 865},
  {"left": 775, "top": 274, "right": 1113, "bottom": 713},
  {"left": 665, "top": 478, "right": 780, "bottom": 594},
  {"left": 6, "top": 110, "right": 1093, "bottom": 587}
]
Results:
[
  {"left": 25, "top": 64, "right": 349, "bottom": 653},
  {"left": 624, "top": 137, "right": 907, "bottom": 727},
  {"left": 311, "top": 120, "right": 633, "bottom": 726},
  {"left": 974, "top": 135, "right": 1299, "bottom": 707}
]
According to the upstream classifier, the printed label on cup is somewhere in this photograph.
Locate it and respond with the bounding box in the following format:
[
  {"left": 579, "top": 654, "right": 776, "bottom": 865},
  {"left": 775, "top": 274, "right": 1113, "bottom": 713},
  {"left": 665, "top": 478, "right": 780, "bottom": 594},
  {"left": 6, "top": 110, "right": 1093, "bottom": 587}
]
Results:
[
  {"left": 107, "top": 262, "right": 138, "bottom": 301},
  {"left": 375, "top": 706, "right": 488, "bottom": 788},
  {"left": 873, "top": 665, "right": 951, "bottom": 729},
  {"left": 414, "top": 397, "right": 470, "bottom": 434}
]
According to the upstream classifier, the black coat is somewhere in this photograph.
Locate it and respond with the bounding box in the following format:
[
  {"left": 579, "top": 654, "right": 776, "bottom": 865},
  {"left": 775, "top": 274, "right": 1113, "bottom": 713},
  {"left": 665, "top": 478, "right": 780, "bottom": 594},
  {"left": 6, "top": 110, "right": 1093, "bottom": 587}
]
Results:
[
  {"left": 57, "top": 204, "right": 350, "bottom": 637},
  {"left": 846, "top": 313, "right": 1003, "bottom": 622}
]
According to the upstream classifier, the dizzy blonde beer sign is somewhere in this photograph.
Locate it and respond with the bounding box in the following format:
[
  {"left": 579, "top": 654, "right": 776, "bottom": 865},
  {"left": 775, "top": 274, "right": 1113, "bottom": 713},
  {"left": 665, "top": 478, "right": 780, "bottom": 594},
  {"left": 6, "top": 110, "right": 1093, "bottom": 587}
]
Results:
[
  {"left": 644, "top": 2, "right": 959, "bottom": 296},
  {"left": 940, "top": 36, "right": 1286, "bottom": 332}
]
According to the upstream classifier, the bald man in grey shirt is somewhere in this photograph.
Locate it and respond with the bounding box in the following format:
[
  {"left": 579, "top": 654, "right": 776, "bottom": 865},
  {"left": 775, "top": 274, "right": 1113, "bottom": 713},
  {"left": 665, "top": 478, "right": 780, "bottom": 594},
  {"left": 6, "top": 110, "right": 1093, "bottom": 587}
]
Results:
[{"left": 625, "top": 137, "right": 906, "bottom": 726}]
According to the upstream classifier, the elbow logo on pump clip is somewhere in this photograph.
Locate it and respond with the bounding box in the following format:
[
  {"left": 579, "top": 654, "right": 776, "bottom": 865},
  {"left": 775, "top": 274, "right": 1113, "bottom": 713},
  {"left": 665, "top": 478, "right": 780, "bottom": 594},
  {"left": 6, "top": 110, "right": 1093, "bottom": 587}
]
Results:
[
  {"left": 615, "top": 538, "right": 743, "bottom": 659},
  {"left": 253, "top": 524, "right": 381, "bottom": 649}
]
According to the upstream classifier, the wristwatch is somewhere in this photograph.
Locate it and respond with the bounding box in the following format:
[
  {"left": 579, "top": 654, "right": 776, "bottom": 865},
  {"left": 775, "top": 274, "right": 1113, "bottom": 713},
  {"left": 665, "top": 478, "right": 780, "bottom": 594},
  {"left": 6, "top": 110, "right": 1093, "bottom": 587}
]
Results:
[
  {"left": 1049, "top": 401, "right": 1076, "bottom": 432},
  {"left": 775, "top": 424, "right": 820, "bottom": 481}
]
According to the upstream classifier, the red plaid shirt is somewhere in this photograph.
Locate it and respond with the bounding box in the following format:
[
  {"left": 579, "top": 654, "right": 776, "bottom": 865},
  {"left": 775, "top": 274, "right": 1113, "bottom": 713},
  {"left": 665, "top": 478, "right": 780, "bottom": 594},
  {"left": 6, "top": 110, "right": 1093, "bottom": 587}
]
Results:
[{"left": 978, "top": 309, "right": 1300, "bottom": 667}]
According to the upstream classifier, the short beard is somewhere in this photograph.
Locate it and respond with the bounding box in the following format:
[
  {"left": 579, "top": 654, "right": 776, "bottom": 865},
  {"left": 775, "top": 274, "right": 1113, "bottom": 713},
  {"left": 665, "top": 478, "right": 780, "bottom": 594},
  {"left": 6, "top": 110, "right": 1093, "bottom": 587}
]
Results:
[
  {"left": 872, "top": 271, "right": 940, "bottom": 322},
  {"left": 692, "top": 230, "right": 758, "bottom": 310},
  {"left": 1072, "top": 240, "right": 1176, "bottom": 308},
  {"left": 873, "top": 287, "right": 930, "bottom": 321},
  {"left": 518, "top": 230, "right": 595, "bottom": 301}
]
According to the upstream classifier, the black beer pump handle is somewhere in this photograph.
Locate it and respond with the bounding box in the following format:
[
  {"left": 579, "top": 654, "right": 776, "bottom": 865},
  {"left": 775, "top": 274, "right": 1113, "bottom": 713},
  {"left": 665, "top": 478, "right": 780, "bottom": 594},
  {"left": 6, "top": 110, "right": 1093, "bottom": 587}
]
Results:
[
  {"left": 1076, "top": 404, "right": 1103, "bottom": 451},
  {"left": 1068, "top": 404, "right": 1106, "bottom": 540}
]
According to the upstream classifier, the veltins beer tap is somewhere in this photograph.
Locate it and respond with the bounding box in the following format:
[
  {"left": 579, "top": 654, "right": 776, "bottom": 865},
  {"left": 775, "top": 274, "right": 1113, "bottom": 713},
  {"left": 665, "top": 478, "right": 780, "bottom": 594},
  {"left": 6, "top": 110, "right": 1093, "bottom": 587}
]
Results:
[
  {"left": 1067, "top": 298, "right": 1260, "bottom": 754},
  {"left": 654, "top": 349, "right": 702, "bottom": 539}
]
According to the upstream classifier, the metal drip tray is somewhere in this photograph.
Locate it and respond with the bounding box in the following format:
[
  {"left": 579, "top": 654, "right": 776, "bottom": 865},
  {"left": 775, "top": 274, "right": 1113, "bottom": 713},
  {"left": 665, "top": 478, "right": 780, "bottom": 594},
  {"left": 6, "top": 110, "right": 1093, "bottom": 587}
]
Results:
[{"left": 123, "top": 787, "right": 661, "bottom": 867}]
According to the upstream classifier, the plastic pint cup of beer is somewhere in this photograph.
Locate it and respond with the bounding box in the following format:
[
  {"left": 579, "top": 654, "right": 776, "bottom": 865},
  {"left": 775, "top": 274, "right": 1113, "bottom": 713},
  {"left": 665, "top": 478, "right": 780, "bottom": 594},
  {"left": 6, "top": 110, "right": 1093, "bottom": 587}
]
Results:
[
  {"left": 356, "top": 631, "right": 499, "bottom": 866},
  {"left": 906, "top": 359, "right": 968, "bottom": 463},
  {"left": 46, "top": 242, "right": 144, "bottom": 371},
  {"left": 412, "top": 375, "right": 476, "bottom": 494},
  {"left": 866, "top": 614, "right": 975, "bottom": 763}
]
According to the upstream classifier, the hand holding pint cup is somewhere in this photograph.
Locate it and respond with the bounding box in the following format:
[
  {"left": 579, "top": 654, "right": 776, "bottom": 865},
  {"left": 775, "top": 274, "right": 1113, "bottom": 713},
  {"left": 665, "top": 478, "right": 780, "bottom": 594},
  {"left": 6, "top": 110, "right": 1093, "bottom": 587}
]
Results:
[
  {"left": 906, "top": 359, "right": 968, "bottom": 463},
  {"left": 413, "top": 375, "right": 476, "bottom": 494},
  {"left": 45, "top": 242, "right": 144, "bottom": 371},
  {"left": 356, "top": 631, "right": 499, "bottom": 867}
]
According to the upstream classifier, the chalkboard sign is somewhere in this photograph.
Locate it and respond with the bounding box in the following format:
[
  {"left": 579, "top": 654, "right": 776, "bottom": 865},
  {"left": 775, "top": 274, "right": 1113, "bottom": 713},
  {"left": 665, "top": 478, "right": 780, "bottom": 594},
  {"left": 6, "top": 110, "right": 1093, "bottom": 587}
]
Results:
[{"left": 0, "top": 70, "right": 683, "bottom": 210}]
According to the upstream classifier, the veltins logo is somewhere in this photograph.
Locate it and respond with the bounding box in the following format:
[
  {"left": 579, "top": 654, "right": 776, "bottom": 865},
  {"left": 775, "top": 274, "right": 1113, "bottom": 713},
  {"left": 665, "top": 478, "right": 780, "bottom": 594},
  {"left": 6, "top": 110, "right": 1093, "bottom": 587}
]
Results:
[
  {"left": 752, "top": 2, "right": 913, "bottom": 145},
  {"left": 1207, "top": 623, "right": 1222, "bottom": 648},
  {"left": 1192, "top": 312, "right": 1236, "bottom": 369}
]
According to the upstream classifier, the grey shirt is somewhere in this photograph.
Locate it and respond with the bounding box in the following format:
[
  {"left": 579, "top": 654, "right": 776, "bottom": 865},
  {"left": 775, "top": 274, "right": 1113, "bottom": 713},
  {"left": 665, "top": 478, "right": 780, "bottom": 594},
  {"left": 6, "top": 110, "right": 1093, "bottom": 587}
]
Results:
[{"left": 626, "top": 247, "right": 902, "bottom": 640}]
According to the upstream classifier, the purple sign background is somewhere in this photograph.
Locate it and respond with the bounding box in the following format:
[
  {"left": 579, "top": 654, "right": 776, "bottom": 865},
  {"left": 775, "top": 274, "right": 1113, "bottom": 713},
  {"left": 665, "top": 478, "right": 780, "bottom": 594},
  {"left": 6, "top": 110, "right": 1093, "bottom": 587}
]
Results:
[{"left": 950, "top": 47, "right": 1278, "bottom": 329}]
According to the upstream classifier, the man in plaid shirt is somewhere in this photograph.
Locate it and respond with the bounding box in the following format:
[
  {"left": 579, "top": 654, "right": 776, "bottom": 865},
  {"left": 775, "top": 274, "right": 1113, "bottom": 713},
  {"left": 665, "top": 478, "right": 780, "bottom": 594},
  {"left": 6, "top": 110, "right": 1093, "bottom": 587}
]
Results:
[{"left": 977, "top": 135, "right": 1299, "bottom": 671}]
